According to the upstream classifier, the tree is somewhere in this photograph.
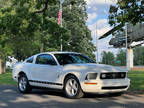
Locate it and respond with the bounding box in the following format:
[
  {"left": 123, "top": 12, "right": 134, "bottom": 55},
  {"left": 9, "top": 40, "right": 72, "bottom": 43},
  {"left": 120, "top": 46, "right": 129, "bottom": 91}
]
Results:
[
  {"left": 0, "top": 42, "right": 12, "bottom": 74},
  {"left": 0, "top": 0, "right": 95, "bottom": 74},
  {"left": 0, "top": 0, "right": 13, "bottom": 73},
  {"left": 47, "top": 0, "right": 96, "bottom": 59},
  {"left": 0, "top": 0, "right": 11, "bottom": 8},
  {"left": 0, "top": 0, "right": 68, "bottom": 73},
  {"left": 108, "top": 0, "right": 144, "bottom": 26},
  {"left": 101, "top": 51, "right": 115, "bottom": 65},
  {"left": 116, "top": 49, "right": 126, "bottom": 66}
]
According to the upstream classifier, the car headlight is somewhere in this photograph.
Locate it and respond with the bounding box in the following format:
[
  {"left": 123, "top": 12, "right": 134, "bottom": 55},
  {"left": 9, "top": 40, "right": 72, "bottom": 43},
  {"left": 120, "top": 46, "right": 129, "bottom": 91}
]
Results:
[{"left": 85, "top": 73, "right": 97, "bottom": 80}]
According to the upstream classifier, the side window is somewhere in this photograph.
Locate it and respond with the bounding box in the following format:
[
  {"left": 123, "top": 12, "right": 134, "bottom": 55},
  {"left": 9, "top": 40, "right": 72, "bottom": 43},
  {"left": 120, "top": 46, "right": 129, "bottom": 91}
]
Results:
[
  {"left": 54, "top": 54, "right": 74, "bottom": 65},
  {"left": 36, "top": 54, "right": 57, "bottom": 65},
  {"left": 26, "top": 57, "right": 34, "bottom": 63}
]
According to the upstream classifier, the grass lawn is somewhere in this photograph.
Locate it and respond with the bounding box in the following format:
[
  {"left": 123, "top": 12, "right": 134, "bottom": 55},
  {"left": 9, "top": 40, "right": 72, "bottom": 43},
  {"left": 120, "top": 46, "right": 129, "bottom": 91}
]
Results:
[
  {"left": 128, "top": 71, "right": 144, "bottom": 91},
  {"left": 0, "top": 70, "right": 16, "bottom": 85},
  {"left": 0, "top": 70, "right": 144, "bottom": 91}
]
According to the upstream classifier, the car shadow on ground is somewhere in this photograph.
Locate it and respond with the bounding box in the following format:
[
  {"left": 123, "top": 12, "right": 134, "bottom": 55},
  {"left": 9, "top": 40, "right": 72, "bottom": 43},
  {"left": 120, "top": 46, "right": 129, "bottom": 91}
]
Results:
[
  {"left": 0, "top": 85, "right": 144, "bottom": 108},
  {"left": 14, "top": 86, "right": 125, "bottom": 99}
]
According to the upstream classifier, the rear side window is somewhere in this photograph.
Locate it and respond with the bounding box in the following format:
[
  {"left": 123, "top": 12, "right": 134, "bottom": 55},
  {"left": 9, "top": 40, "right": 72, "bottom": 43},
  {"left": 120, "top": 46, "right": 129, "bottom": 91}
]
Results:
[
  {"left": 36, "top": 54, "right": 57, "bottom": 65},
  {"left": 26, "top": 57, "right": 34, "bottom": 63}
]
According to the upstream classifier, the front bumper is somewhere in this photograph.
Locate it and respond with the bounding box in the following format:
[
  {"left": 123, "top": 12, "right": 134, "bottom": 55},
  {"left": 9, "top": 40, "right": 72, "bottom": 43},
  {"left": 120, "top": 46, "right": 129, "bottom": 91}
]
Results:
[{"left": 81, "top": 78, "right": 130, "bottom": 94}]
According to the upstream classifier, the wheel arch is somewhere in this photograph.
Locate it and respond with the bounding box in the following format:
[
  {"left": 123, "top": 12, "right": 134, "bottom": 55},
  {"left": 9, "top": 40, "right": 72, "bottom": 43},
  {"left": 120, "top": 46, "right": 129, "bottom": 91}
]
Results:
[
  {"left": 18, "top": 71, "right": 27, "bottom": 80},
  {"left": 63, "top": 73, "right": 81, "bottom": 86}
]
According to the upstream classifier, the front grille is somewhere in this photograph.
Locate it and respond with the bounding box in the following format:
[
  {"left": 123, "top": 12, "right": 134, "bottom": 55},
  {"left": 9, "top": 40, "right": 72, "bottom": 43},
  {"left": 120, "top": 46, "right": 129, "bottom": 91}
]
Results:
[
  {"left": 100, "top": 72, "right": 126, "bottom": 79},
  {"left": 102, "top": 86, "right": 128, "bottom": 90}
]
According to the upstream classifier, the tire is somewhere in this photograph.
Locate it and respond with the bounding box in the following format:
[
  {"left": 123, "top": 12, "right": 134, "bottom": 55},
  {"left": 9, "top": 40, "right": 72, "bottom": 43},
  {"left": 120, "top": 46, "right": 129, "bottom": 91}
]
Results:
[
  {"left": 18, "top": 74, "right": 32, "bottom": 93},
  {"left": 64, "top": 75, "right": 84, "bottom": 99}
]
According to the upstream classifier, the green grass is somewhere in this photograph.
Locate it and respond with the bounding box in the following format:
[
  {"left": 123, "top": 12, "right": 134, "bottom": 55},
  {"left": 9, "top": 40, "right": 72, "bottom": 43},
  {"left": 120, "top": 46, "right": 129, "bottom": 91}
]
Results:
[
  {"left": 0, "top": 70, "right": 144, "bottom": 91},
  {"left": 128, "top": 71, "right": 144, "bottom": 91},
  {"left": 0, "top": 70, "right": 16, "bottom": 85}
]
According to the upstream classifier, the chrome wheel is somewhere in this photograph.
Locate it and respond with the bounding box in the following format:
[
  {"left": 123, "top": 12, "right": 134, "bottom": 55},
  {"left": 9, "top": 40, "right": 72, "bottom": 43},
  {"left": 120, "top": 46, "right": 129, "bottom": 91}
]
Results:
[
  {"left": 18, "top": 74, "right": 32, "bottom": 93},
  {"left": 65, "top": 78, "right": 78, "bottom": 97},
  {"left": 19, "top": 77, "right": 27, "bottom": 91}
]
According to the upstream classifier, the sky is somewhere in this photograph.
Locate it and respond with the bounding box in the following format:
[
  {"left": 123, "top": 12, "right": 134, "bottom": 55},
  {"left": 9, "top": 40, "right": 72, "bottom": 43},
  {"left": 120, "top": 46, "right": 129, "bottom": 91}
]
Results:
[{"left": 85, "top": 0, "right": 119, "bottom": 61}]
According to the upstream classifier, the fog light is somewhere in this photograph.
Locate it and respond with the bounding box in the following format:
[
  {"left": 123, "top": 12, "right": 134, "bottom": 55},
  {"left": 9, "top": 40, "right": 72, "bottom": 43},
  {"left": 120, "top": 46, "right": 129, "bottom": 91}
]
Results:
[
  {"left": 121, "top": 73, "right": 125, "bottom": 78},
  {"left": 101, "top": 74, "right": 106, "bottom": 79}
]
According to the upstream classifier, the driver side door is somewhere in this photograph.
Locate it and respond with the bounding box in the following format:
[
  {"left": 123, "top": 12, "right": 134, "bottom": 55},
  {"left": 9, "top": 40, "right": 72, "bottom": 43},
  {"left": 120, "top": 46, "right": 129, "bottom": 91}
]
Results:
[{"left": 30, "top": 54, "right": 62, "bottom": 88}]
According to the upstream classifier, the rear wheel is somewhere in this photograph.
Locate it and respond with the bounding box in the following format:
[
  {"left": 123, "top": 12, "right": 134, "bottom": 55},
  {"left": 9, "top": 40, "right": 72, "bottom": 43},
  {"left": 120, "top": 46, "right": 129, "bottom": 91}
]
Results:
[
  {"left": 18, "top": 74, "right": 32, "bottom": 93},
  {"left": 64, "top": 75, "right": 84, "bottom": 99}
]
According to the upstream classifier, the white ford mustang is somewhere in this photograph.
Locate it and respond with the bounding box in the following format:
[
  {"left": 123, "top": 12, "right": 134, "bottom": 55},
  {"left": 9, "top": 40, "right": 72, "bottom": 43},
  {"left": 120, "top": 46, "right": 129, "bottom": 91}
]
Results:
[{"left": 12, "top": 52, "right": 130, "bottom": 98}]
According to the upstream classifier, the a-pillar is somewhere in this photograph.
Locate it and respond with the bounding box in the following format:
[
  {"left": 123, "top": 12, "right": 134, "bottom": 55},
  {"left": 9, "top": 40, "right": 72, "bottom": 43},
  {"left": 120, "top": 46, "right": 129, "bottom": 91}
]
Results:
[{"left": 127, "top": 48, "right": 134, "bottom": 69}]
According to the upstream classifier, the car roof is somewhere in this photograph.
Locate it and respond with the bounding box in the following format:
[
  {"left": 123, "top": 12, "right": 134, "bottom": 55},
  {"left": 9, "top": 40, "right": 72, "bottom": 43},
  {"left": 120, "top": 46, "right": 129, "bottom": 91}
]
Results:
[{"left": 37, "top": 51, "right": 82, "bottom": 55}]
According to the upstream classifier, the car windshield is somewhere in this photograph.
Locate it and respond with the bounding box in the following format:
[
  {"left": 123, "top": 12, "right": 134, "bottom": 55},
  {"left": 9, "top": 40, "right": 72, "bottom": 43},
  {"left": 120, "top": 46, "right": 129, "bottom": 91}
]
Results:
[{"left": 54, "top": 53, "right": 95, "bottom": 65}]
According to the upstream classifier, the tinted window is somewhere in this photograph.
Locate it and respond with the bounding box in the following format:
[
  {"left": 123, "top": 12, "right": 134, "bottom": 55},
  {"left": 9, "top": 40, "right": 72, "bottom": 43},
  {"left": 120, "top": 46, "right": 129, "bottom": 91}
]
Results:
[
  {"left": 36, "top": 54, "right": 57, "bottom": 65},
  {"left": 26, "top": 57, "right": 34, "bottom": 63},
  {"left": 54, "top": 54, "right": 95, "bottom": 65}
]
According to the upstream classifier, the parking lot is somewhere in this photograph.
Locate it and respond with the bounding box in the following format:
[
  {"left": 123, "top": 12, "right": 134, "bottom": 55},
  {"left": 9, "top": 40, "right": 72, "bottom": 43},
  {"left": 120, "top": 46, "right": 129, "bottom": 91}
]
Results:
[{"left": 0, "top": 85, "right": 144, "bottom": 108}]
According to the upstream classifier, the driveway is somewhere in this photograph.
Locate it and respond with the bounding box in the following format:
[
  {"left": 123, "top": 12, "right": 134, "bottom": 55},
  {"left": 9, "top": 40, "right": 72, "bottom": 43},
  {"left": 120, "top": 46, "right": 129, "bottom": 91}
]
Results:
[{"left": 0, "top": 85, "right": 144, "bottom": 108}]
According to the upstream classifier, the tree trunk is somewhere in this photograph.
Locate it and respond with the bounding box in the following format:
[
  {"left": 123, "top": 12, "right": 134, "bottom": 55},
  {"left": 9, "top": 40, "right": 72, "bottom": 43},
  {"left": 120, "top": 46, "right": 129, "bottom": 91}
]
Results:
[
  {"left": 0, "top": 57, "right": 2, "bottom": 74},
  {"left": 2, "top": 61, "right": 6, "bottom": 73},
  {"left": 40, "top": 42, "right": 44, "bottom": 53},
  {"left": 0, "top": 57, "right": 6, "bottom": 74}
]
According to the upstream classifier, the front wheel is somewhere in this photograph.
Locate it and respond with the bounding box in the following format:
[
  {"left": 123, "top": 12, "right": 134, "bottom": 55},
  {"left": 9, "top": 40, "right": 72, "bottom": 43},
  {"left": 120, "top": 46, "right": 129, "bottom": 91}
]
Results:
[
  {"left": 18, "top": 74, "right": 32, "bottom": 93},
  {"left": 64, "top": 75, "right": 84, "bottom": 99}
]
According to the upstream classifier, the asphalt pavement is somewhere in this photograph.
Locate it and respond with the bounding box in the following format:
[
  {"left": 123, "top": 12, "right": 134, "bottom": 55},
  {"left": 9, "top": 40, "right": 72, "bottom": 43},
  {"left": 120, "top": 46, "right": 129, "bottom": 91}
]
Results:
[{"left": 0, "top": 85, "right": 144, "bottom": 108}]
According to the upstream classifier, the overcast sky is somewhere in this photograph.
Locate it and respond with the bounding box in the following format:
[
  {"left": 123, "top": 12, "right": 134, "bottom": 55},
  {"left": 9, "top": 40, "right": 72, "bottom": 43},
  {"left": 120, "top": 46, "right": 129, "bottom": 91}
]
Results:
[{"left": 85, "top": 0, "right": 119, "bottom": 61}]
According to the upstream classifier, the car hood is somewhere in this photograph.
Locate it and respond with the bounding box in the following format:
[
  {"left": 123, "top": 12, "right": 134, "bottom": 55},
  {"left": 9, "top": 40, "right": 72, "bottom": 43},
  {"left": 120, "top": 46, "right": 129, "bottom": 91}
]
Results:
[{"left": 63, "top": 63, "right": 127, "bottom": 74}]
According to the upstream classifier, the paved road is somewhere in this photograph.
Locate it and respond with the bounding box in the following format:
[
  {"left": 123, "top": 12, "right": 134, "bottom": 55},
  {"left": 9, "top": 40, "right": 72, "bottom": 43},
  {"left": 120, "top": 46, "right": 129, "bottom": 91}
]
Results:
[{"left": 0, "top": 86, "right": 144, "bottom": 108}]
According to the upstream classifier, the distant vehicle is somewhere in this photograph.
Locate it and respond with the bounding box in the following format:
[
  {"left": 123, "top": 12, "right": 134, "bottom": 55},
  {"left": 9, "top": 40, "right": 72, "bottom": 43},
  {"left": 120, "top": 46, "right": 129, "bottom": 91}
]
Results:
[
  {"left": 12, "top": 52, "right": 130, "bottom": 99},
  {"left": 109, "top": 33, "right": 126, "bottom": 48},
  {"left": 6, "top": 56, "right": 18, "bottom": 69}
]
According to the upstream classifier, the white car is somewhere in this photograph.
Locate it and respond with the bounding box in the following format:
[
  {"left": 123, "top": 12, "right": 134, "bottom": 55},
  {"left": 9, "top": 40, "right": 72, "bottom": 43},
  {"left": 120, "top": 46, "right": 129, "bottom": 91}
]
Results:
[
  {"left": 6, "top": 56, "right": 18, "bottom": 69},
  {"left": 12, "top": 52, "right": 130, "bottom": 98}
]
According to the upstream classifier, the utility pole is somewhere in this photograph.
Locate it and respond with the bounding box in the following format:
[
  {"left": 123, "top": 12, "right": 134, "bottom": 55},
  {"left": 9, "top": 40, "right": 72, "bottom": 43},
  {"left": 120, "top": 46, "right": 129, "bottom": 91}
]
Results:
[
  {"left": 95, "top": 22, "right": 99, "bottom": 64},
  {"left": 125, "top": 23, "right": 128, "bottom": 70},
  {"left": 59, "top": 0, "right": 64, "bottom": 51},
  {"left": 60, "top": 0, "right": 63, "bottom": 27},
  {"left": 125, "top": 23, "right": 134, "bottom": 69}
]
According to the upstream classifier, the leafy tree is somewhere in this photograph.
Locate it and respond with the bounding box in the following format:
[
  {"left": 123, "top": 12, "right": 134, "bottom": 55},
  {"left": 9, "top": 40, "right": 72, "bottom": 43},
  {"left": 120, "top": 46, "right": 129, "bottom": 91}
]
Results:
[
  {"left": 0, "top": 41, "right": 13, "bottom": 74},
  {"left": 47, "top": 0, "right": 96, "bottom": 59},
  {"left": 0, "top": 0, "right": 11, "bottom": 8},
  {"left": 116, "top": 49, "right": 126, "bottom": 66},
  {"left": 0, "top": 1, "right": 13, "bottom": 73},
  {"left": 101, "top": 51, "right": 115, "bottom": 65},
  {"left": 0, "top": 0, "right": 95, "bottom": 74},
  {"left": 109, "top": 0, "right": 144, "bottom": 26},
  {"left": 0, "top": 0, "right": 69, "bottom": 73}
]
